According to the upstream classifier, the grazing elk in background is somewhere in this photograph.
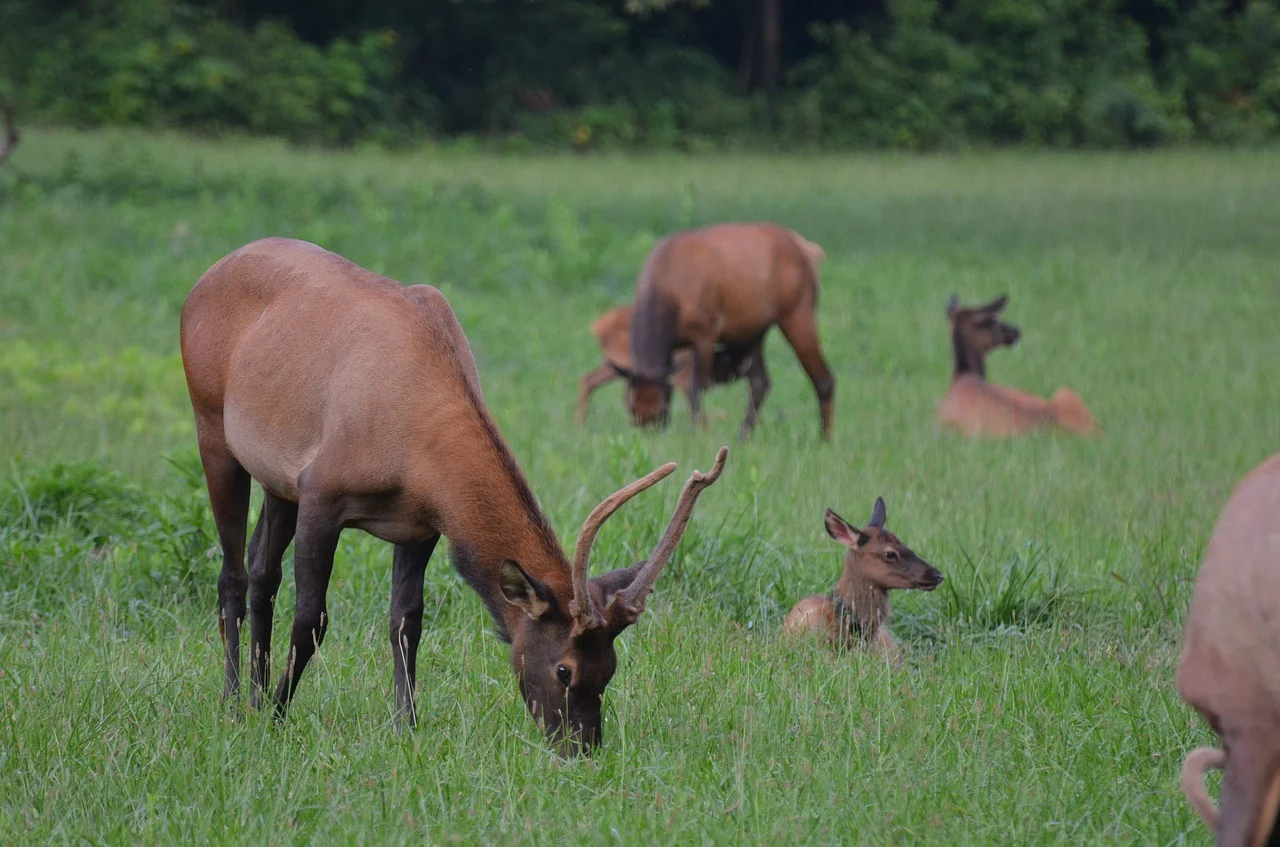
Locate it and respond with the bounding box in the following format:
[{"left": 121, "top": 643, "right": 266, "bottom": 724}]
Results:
[
  {"left": 1177, "top": 452, "right": 1280, "bottom": 847},
  {"left": 180, "top": 236, "right": 730, "bottom": 755},
  {"left": 575, "top": 304, "right": 755, "bottom": 425},
  {"left": 614, "top": 222, "right": 835, "bottom": 440},
  {"left": 783, "top": 497, "right": 943, "bottom": 662},
  {"left": 934, "top": 294, "right": 1099, "bottom": 438}
]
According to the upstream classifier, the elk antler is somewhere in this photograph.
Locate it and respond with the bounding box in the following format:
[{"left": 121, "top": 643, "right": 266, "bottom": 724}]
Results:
[
  {"left": 1181, "top": 745, "right": 1225, "bottom": 830},
  {"left": 570, "top": 460, "right": 678, "bottom": 635},
  {"left": 0, "top": 103, "right": 18, "bottom": 168},
  {"left": 607, "top": 446, "right": 728, "bottom": 627}
]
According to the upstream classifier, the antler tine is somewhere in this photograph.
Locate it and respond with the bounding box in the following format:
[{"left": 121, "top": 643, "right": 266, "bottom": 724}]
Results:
[
  {"left": 1180, "top": 745, "right": 1225, "bottom": 829},
  {"left": 569, "top": 460, "right": 678, "bottom": 635},
  {"left": 611, "top": 446, "right": 729, "bottom": 619}
]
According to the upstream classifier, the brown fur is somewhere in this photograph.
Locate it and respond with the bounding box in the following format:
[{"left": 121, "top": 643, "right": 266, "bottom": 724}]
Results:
[
  {"left": 180, "top": 237, "right": 729, "bottom": 755},
  {"left": 1176, "top": 452, "right": 1280, "bottom": 847},
  {"left": 783, "top": 498, "right": 943, "bottom": 663},
  {"left": 575, "top": 305, "right": 755, "bottom": 424},
  {"left": 935, "top": 294, "right": 1100, "bottom": 438},
  {"left": 620, "top": 222, "right": 834, "bottom": 440}
]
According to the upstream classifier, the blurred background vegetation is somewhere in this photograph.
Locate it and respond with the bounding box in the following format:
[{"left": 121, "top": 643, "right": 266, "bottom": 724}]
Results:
[{"left": 1, "top": 0, "right": 1279, "bottom": 151}]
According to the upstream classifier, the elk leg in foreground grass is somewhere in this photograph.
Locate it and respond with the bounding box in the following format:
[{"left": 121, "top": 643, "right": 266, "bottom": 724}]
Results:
[
  {"left": 271, "top": 498, "right": 342, "bottom": 716},
  {"left": 739, "top": 343, "right": 770, "bottom": 440},
  {"left": 201, "top": 433, "right": 252, "bottom": 701},
  {"left": 777, "top": 306, "right": 835, "bottom": 440},
  {"left": 390, "top": 535, "right": 440, "bottom": 726},
  {"left": 575, "top": 363, "right": 618, "bottom": 424},
  {"left": 247, "top": 492, "right": 298, "bottom": 708}
]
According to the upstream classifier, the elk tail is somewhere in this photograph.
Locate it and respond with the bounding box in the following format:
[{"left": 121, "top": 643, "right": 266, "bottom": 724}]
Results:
[{"left": 1181, "top": 745, "right": 1226, "bottom": 830}]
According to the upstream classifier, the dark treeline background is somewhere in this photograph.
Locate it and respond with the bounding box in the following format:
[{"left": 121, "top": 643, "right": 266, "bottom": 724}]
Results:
[{"left": 2, "top": 0, "right": 1279, "bottom": 150}]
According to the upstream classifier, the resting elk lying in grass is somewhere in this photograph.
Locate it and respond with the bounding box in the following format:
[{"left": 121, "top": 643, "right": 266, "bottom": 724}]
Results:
[
  {"left": 783, "top": 497, "right": 943, "bottom": 662},
  {"left": 612, "top": 222, "right": 835, "bottom": 440},
  {"left": 180, "top": 236, "right": 729, "bottom": 755},
  {"left": 935, "top": 294, "right": 1099, "bottom": 438},
  {"left": 1177, "top": 452, "right": 1280, "bottom": 847},
  {"left": 575, "top": 304, "right": 755, "bottom": 425}
]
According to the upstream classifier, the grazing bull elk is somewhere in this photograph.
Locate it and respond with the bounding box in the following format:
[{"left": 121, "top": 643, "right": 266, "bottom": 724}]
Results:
[
  {"left": 935, "top": 294, "right": 1099, "bottom": 438},
  {"left": 614, "top": 222, "right": 834, "bottom": 440},
  {"left": 180, "top": 237, "right": 729, "bottom": 754},
  {"left": 575, "top": 304, "right": 755, "bottom": 425},
  {"left": 1177, "top": 452, "right": 1280, "bottom": 847},
  {"left": 783, "top": 497, "right": 942, "bottom": 662}
]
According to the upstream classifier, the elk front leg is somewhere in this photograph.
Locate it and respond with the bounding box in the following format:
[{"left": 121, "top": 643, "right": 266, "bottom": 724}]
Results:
[
  {"left": 390, "top": 535, "right": 440, "bottom": 728},
  {"left": 247, "top": 492, "right": 298, "bottom": 709},
  {"left": 272, "top": 494, "right": 341, "bottom": 718},
  {"left": 688, "top": 339, "right": 716, "bottom": 429},
  {"left": 738, "top": 343, "right": 770, "bottom": 441},
  {"left": 575, "top": 363, "right": 619, "bottom": 425}
]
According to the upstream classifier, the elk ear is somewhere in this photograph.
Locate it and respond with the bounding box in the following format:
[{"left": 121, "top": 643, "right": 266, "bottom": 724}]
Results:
[
  {"left": 499, "top": 559, "right": 553, "bottom": 620},
  {"left": 981, "top": 294, "right": 1009, "bottom": 313},
  {"left": 824, "top": 508, "right": 861, "bottom": 547},
  {"left": 946, "top": 294, "right": 959, "bottom": 317},
  {"left": 867, "top": 496, "right": 887, "bottom": 530}
]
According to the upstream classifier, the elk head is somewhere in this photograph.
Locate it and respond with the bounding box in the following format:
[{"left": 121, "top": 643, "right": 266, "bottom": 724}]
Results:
[
  {"left": 947, "top": 294, "right": 1021, "bottom": 376},
  {"left": 824, "top": 497, "right": 943, "bottom": 591},
  {"left": 621, "top": 373, "right": 672, "bottom": 429},
  {"left": 498, "top": 446, "right": 728, "bottom": 755}
]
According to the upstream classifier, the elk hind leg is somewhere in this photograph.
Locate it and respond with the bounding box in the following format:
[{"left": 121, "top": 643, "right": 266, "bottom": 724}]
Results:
[
  {"left": 390, "top": 535, "right": 440, "bottom": 728},
  {"left": 196, "top": 424, "right": 252, "bottom": 702},
  {"left": 778, "top": 307, "right": 835, "bottom": 440}
]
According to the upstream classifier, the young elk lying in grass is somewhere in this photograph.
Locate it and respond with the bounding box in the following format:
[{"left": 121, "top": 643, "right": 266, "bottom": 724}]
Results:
[
  {"left": 783, "top": 497, "right": 943, "bottom": 662},
  {"left": 575, "top": 304, "right": 755, "bottom": 424},
  {"left": 935, "top": 294, "right": 1099, "bottom": 438},
  {"left": 1177, "top": 452, "right": 1280, "bottom": 847},
  {"left": 614, "top": 222, "right": 835, "bottom": 440},
  {"left": 180, "top": 236, "right": 730, "bottom": 756}
]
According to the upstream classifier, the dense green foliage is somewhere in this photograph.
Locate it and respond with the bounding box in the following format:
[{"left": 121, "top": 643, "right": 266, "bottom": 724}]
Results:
[
  {"left": 4, "top": 0, "right": 1280, "bottom": 149},
  {"left": 1, "top": 130, "right": 1278, "bottom": 842}
]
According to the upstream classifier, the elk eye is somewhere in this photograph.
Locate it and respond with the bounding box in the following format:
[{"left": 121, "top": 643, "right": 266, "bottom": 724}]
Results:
[
  {"left": 556, "top": 664, "right": 573, "bottom": 688},
  {"left": 884, "top": 550, "right": 899, "bottom": 562}
]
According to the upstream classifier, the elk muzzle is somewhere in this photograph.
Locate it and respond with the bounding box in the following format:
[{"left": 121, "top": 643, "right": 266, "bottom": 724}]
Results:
[{"left": 626, "top": 380, "right": 671, "bottom": 429}]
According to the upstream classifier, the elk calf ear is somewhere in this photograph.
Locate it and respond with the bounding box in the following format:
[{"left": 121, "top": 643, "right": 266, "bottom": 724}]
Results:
[
  {"left": 824, "top": 508, "right": 862, "bottom": 547},
  {"left": 946, "top": 294, "right": 960, "bottom": 317},
  {"left": 982, "top": 294, "right": 1009, "bottom": 313},
  {"left": 867, "top": 496, "right": 887, "bottom": 530},
  {"left": 499, "top": 560, "right": 552, "bottom": 620}
]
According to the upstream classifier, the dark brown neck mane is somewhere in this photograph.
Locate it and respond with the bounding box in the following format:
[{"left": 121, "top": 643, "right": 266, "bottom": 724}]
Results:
[
  {"left": 446, "top": 398, "right": 571, "bottom": 642},
  {"left": 630, "top": 287, "right": 679, "bottom": 383},
  {"left": 833, "top": 568, "right": 890, "bottom": 639},
  {"left": 952, "top": 328, "right": 986, "bottom": 379}
]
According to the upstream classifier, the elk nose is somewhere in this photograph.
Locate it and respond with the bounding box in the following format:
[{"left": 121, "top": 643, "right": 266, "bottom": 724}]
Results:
[{"left": 1006, "top": 326, "right": 1021, "bottom": 345}]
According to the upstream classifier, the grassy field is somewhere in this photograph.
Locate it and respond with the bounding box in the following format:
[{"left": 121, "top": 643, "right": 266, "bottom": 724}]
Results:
[{"left": 2, "top": 129, "right": 1278, "bottom": 845}]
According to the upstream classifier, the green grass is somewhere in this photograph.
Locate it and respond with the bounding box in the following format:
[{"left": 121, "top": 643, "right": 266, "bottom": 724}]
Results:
[{"left": 3, "top": 128, "right": 1278, "bottom": 844}]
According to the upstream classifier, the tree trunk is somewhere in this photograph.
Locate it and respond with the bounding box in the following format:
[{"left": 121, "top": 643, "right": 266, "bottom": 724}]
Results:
[{"left": 760, "top": 0, "right": 780, "bottom": 94}]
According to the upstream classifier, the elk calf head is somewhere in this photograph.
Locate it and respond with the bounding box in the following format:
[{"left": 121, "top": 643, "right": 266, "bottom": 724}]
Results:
[
  {"left": 623, "top": 376, "right": 673, "bottom": 429},
  {"left": 948, "top": 294, "right": 1021, "bottom": 374},
  {"left": 826, "top": 498, "right": 944, "bottom": 592},
  {"left": 499, "top": 446, "right": 728, "bottom": 754}
]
